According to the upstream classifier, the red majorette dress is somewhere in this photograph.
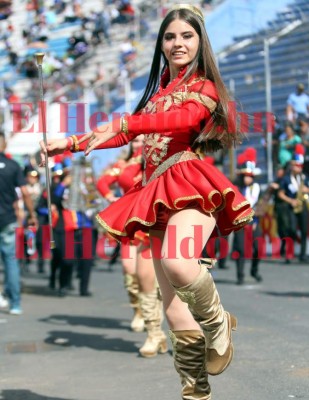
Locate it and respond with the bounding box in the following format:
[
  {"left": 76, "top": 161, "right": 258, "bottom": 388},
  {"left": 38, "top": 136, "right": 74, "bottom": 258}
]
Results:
[
  {"left": 77, "top": 67, "right": 254, "bottom": 242},
  {"left": 97, "top": 148, "right": 143, "bottom": 197},
  {"left": 96, "top": 147, "right": 149, "bottom": 245}
]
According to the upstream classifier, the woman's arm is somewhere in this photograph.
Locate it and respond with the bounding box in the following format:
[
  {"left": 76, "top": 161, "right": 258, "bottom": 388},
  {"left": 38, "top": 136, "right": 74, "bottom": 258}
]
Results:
[
  {"left": 96, "top": 164, "right": 121, "bottom": 199},
  {"left": 80, "top": 100, "right": 212, "bottom": 155},
  {"left": 40, "top": 85, "right": 215, "bottom": 159}
]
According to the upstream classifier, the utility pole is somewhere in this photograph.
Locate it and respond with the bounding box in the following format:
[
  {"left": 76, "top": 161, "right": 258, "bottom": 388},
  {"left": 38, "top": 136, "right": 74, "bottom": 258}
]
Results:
[{"left": 264, "top": 37, "right": 273, "bottom": 183}]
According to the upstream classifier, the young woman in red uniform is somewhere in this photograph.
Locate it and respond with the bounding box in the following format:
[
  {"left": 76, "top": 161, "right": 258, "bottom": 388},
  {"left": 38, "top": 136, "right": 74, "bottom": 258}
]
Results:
[
  {"left": 41, "top": 4, "right": 253, "bottom": 398},
  {"left": 96, "top": 135, "right": 167, "bottom": 357}
]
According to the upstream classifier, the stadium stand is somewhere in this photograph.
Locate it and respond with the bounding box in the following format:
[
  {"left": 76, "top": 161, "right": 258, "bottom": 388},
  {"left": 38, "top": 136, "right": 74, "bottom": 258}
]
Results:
[{"left": 217, "top": 0, "right": 309, "bottom": 183}]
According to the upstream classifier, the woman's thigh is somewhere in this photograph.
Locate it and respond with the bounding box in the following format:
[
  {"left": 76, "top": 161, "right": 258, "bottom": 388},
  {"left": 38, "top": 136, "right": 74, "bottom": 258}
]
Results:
[
  {"left": 157, "top": 209, "right": 217, "bottom": 286},
  {"left": 149, "top": 229, "right": 201, "bottom": 330}
]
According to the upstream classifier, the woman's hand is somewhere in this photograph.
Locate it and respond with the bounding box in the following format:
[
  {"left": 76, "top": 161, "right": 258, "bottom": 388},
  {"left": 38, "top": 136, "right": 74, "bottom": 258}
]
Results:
[
  {"left": 39, "top": 138, "right": 68, "bottom": 166},
  {"left": 107, "top": 195, "right": 120, "bottom": 203},
  {"left": 79, "top": 122, "right": 118, "bottom": 156}
]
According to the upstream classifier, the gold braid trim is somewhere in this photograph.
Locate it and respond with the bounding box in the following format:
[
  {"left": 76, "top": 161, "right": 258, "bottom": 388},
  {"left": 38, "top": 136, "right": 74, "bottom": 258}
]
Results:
[
  {"left": 185, "top": 92, "right": 217, "bottom": 113},
  {"left": 147, "top": 91, "right": 217, "bottom": 114},
  {"left": 127, "top": 154, "right": 142, "bottom": 165},
  {"left": 142, "top": 151, "right": 199, "bottom": 186},
  {"left": 95, "top": 188, "right": 254, "bottom": 241},
  {"left": 104, "top": 167, "right": 121, "bottom": 177},
  {"left": 120, "top": 117, "right": 129, "bottom": 135}
]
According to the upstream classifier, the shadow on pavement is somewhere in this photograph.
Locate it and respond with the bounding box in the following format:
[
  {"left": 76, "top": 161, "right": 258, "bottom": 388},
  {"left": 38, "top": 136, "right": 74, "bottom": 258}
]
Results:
[
  {"left": 261, "top": 291, "right": 309, "bottom": 298},
  {"left": 211, "top": 278, "right": 237, "bottom": 285},
  {"left": 39, "top": 315, "right": 130, "bottom": 330},
  {"left": 21, "top": 285, "right": 62, "bottom": 297},
  {"left": 45, "top": 330, "right": 138, "bottom": 353},
  {"left": 0, "top": 390, "right": 74, "bottom": 400}
]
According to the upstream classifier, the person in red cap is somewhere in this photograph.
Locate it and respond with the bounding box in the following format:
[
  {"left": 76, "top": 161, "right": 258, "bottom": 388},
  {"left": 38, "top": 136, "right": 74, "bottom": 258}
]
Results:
[
  {"left": 232, "top": 148, "right": 263, "bottom": 284},
  {"left": 278, "top": 144, "right": 309, "bottom": 262}
]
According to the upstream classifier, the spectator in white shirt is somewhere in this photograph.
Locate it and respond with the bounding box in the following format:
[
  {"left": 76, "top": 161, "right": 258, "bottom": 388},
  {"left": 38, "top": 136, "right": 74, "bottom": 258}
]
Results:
[{"left": 286, "top": 83, "right": 309, "bottom": 123}]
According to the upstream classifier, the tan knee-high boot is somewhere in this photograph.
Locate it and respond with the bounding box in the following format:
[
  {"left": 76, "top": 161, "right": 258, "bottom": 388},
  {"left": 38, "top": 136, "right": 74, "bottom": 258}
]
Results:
[
  {"left": 124, "top": 274, "right": 144, "bottom": 332},
  {"left": 169, "top": 330, "right": 211, "bottom": 400},
  {"left": 139, "top": 289, "right": 168, "bottom": 357},
  {"left": 174, "top": 260, "right": 237, "bottom": 376}
]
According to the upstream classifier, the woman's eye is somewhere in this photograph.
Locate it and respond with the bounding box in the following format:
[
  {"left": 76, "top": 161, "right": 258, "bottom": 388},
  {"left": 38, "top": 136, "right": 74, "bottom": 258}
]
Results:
[
  {"left": 164, "top": 34, "right": 173, "bottom": 40},
  {"left": 183, "top": 34, "right": 193, "bottom": 39}
]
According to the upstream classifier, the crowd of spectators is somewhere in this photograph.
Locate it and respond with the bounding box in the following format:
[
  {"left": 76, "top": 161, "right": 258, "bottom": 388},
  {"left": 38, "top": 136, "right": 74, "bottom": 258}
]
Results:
[
  {"left": 0, "top": 0, "right": 12, "bottom": 21},
  {"left": 270, "top": 83, "right": 309, "bottom": 175},
  {"left": 0, "top": 0, "right": 160, "bottom": 132}
]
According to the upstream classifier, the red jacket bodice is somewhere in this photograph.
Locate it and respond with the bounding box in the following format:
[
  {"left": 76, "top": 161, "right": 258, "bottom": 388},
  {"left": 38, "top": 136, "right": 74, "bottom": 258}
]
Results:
[{"left": 78, "top": 68, "right": 218, "bottom": 185}]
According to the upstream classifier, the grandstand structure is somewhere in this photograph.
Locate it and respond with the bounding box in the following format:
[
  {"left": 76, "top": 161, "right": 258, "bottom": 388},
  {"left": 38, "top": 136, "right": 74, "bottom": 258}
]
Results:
[
  {"left": 218, "top": 0, "right": 309, "bottom": 122},
  {"left": 217, "top": 0, "right": 309, "bottom": 183}
]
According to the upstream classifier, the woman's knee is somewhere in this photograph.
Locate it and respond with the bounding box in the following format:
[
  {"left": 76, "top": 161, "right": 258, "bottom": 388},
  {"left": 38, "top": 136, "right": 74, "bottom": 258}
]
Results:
[{"left": 160, "top": 256, "right": 182, "bottom": 278}]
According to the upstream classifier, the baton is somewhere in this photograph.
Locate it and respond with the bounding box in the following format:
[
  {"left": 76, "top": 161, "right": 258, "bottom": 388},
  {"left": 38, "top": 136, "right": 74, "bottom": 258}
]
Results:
[{"left": 35, "top": 53, "right": 55, "bottom": 249}]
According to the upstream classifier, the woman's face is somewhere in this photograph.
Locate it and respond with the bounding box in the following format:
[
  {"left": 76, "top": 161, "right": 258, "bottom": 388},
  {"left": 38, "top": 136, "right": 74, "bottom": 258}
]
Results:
[
  {"left": 244, "top": 175, "right": 254, "bottom": 186},
  {"left": 285, "top": 126, "right": 294, "bottom": 136},
  {"left": 162, "top": 18, "right": 199, "bottom": 76},
  {"left": 132, "top": 134, "right": 144, "bottom": 152}
]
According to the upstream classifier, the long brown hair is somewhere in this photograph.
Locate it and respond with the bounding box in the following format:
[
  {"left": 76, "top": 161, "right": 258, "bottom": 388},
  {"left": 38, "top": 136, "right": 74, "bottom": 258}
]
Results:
[{"left": 134, "top": 7, "right": 240, "bottom": 151}]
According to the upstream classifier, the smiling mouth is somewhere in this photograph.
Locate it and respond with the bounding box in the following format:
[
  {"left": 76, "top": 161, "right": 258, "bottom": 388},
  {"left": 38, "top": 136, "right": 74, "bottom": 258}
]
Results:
[{"left": 172, "top": 52, "right": 186, "bottom": 56}]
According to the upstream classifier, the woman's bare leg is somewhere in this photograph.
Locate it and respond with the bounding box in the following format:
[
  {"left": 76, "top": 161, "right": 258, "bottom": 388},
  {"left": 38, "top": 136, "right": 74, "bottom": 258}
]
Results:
[
  {"left": 149, "top": 229, "right": 201, "bottom": 331},
  {"left": 150, "top": 226, "right": 210, "bottom": 399},
  {"left": 121, "top": 244, "right": 144, "bottom": 332},
  {"left": 159, "top": 208, "right": 216, "bottom": 286},
  {"left": 157, "top": 209, "right": 237, "bottom": 377},
  {"left": 136, "top": 242, "right": 155, "bottom": 293},
  {"left": 121, "top": 243, "right": 137, "bottom": 275}
]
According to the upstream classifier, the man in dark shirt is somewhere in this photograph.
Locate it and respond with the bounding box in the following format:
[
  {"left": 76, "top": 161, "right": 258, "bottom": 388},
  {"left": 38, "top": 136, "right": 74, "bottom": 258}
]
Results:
[{"left": 0, "top": 132, "right": 37, "bottom": 314}]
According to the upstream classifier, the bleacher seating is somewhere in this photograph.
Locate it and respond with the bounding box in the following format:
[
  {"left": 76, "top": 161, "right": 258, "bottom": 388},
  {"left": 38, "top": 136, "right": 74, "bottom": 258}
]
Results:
[{"left": 217, "top": 0, "right": 309, "bottom": 183}]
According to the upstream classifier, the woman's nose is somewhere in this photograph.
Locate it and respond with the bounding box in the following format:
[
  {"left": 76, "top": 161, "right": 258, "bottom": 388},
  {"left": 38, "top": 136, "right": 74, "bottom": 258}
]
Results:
[{"left": 173, "top": 35, "right": 182, "bottom": 46}]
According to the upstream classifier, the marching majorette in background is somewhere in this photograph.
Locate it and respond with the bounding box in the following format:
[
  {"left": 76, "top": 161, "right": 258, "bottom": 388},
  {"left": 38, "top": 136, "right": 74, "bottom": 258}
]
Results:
[
  {"left": 40, "top": 4, "right": 254, "bottom": 398},
  {"left": 233, "top": 148, "right": 263, "bottom": 285},
  {"left": 97, "top": 142, "right": 144, "bottom": 332},
  {"left": 97, "top": 135, "right": 167, "bottom": 357},
  {"left": 278, "top": 144, "right": 309, "bottom": 262}
]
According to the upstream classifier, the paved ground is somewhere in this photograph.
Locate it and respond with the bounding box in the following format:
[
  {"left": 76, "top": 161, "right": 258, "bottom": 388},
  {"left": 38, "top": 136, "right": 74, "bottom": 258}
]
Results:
[{"left": 0, "top": 257, "right": 309, "bottom": 400}]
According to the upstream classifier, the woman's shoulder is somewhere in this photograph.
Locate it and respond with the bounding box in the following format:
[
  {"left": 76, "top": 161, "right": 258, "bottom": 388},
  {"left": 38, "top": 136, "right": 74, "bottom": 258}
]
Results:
[
  {"left": 102, "top": 159, "right": 126, "bottom": 176},
  {"left": 173, "top": 74, "right": 218, "bottom": 112},
  {"left": 186, "top": 74, "right": 218, "bottom": 101}
]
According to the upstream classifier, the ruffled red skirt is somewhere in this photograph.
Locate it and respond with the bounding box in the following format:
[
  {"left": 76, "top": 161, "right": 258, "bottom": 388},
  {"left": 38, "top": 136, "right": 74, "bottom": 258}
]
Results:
[{"left": 96, "top": 159, "right": 254, "bottom": 242}]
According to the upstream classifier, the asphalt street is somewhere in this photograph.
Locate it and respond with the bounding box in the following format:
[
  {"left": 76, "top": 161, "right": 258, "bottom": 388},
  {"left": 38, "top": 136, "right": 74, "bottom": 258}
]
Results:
[{"left": 0, "top": 257, "right": 309, "bottom": 400}]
